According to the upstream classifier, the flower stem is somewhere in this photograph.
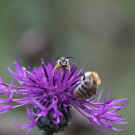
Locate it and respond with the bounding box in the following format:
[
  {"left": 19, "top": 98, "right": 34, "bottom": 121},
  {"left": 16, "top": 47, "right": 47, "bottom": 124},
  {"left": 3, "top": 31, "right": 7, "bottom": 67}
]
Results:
[{"left": 42, "top": 131, "right": 53, "bottom": 135}]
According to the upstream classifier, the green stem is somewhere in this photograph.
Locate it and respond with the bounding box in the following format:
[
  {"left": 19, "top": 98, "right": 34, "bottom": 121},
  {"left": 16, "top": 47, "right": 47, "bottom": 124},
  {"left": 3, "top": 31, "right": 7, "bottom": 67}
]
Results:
[{"left": 42, "top": 131, "right": 53, "bottom": 135}]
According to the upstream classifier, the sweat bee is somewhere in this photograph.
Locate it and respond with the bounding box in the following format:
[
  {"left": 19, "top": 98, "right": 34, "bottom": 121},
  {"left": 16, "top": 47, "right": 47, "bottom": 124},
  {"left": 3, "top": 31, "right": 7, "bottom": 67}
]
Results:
[
  {"left": 73, "top": 71, "right": 101, "bottom": 100},
  {"left": 51, "top": 57, "right": 74, "bottom": 74}
]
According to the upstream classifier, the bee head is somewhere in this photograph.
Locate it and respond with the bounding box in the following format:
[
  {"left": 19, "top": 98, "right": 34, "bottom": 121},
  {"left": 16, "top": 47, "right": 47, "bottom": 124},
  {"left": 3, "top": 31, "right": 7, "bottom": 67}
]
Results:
[
  {"left": 49, "top": 57, "right": 74, "bottom": 67},
  {"left": 58, "top": 57, "right": 69, "bottom": 66}
]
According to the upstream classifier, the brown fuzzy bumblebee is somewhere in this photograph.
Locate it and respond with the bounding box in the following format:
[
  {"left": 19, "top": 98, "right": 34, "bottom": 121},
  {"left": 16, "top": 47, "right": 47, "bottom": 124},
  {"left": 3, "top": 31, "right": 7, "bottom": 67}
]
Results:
[
  {"left": 73, "top": 71, "right": 101, "bottom": 100},
  {"left": 53, "top": 57, "right": 73, "bottom": 74}
]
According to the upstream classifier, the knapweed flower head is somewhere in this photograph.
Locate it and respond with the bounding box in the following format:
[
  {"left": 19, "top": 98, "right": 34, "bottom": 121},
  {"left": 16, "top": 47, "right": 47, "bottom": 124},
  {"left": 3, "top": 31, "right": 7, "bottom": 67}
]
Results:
[{"left": 0, "top": 58, "right": 128, "bottom": 135}]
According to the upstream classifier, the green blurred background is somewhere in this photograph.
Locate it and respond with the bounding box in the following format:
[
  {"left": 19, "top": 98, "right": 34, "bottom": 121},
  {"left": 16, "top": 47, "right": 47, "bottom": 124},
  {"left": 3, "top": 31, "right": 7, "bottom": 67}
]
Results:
[{"left": 0, "top": 0, "right": 135, "bottom": 135}]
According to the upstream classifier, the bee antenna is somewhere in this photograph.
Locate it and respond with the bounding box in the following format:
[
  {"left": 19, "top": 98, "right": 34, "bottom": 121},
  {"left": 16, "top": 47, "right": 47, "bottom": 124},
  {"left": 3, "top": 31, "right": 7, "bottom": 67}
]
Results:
[
  {"left": 66, "top": 57, "right": 75, "bottom": 59},
  {"left": 48, "top": 57, "right": 60, "bottom": 61}
]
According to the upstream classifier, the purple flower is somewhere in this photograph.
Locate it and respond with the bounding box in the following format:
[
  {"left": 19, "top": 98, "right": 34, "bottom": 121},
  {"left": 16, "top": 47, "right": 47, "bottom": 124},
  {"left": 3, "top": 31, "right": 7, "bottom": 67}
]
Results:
[{"left": 0, "top": 58, "right": 128, "bottom": 135}]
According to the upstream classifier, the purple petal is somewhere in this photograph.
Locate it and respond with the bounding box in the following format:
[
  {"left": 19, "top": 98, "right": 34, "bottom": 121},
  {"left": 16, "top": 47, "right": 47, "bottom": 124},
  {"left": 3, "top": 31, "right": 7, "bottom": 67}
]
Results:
[{"left": 26, "top": 105, "right": 34, "bottom": 121}]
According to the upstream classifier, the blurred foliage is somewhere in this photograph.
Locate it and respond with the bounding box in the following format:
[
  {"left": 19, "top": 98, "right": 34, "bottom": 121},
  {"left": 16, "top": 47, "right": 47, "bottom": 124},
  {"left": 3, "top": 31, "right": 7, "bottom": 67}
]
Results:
[{"left": 0, "top": 0, "right": 135, "bottom": 135}]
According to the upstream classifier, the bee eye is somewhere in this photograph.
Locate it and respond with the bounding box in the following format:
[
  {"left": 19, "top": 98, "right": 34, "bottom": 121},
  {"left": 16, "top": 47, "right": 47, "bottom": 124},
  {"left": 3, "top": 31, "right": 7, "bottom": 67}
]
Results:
[
  {"left": 83, "top": 75, "right": 85, "bottom": 81},
  {"left": 60, "top": 61, "right": 62, "bottom": 66},
  {"left": 93, "top": 80, "right": 97, "bottom": 86}
]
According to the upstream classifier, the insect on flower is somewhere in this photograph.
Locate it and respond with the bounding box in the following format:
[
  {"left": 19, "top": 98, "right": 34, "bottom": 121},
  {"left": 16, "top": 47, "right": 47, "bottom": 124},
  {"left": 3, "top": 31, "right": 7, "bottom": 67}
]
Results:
[
  {"left": 0, "top": 57, "right": 129, "bottom": 135},
  {"left": 73, "top": 71, "right": 101, "bottom": 100},
  {"left": 52, "top": 57, "right": 74, "bottom": 75}
]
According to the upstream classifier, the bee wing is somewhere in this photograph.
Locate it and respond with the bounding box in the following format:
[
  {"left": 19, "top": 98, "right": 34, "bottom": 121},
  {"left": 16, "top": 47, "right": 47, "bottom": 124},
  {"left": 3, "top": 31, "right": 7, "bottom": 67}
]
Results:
[{"left": 85, "top": 78, "right": 97, "bottom": 95}]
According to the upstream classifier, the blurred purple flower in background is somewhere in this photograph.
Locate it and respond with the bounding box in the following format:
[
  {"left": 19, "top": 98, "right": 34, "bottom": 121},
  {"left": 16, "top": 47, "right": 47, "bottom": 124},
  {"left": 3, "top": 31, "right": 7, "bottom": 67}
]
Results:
[{"left": 0, "top": 58, "right": 128, "bottom": 135}]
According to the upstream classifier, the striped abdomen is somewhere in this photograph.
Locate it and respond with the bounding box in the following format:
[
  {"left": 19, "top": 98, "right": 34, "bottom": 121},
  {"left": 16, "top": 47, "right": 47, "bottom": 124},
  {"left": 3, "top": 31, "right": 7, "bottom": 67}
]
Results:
[{"left": 73, "top": 81, "right": 97, "bottom": 100}]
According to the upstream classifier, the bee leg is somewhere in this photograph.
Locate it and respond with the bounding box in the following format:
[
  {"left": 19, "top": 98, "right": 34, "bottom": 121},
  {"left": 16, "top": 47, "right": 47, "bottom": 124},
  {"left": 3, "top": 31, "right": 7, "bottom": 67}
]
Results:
[
  {"left": 67, "top": 65, "right": 70, "bottom": 74},
  {"left": 53, "top": 65, "right": 60, "bottom": 74},
  {"left": 60, "top": 68, "right": 63, "bottom": 75}
]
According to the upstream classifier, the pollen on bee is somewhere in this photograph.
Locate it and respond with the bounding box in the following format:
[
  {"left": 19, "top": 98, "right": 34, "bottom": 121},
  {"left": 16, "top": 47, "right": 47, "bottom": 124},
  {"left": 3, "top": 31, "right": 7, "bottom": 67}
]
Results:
[{"left": 91, "top": 72, "right": 101, "bottom": 85}]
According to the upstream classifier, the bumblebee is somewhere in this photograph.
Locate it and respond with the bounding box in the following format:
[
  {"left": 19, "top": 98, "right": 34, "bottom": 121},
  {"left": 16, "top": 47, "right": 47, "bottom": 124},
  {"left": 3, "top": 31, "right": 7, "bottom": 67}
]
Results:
[
  {"left": 52, "top": 57, "right": 74, "bottom": 74},
  {"left": 73, "top": 71, "right": 101, "bottom": 100}
]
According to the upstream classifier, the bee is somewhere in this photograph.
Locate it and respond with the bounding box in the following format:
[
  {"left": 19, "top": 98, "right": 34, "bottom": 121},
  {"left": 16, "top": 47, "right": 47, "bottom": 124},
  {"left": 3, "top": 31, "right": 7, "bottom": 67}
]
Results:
[
  {"left": 52, "top": 57, "right": 74, "bottom": 74},
  {"left": 73, "top": 71, "right": 101, "bottom": 100}
]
